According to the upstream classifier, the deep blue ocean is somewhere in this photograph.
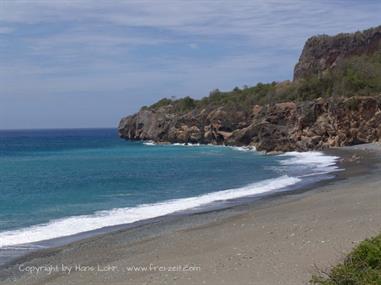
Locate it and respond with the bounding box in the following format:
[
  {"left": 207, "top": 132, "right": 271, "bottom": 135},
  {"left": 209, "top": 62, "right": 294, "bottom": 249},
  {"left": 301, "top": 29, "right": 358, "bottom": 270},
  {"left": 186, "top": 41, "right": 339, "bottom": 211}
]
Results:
[{"left": 0, "top": 129, "right": 339, "bottom": 249}]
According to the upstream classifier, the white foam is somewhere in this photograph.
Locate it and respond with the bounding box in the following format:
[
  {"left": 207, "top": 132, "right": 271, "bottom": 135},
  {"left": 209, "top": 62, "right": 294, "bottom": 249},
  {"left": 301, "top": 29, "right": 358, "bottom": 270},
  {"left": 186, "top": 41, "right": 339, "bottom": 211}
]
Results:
[
  {"left": 168, "top": 143, "right": 256, "bottom": 151},
  {"left": 172, "top": 143, "right": 201, "bottom": 146},
  {"left": 228, "top": 146, "right": 257, "bottom": 152},
  {"left": 0, "top": 150, "right": 341, "bottom": 248},
  {"left": 0, "top": 175, "right": 300, "bottom": 247},
  {"left": 279, "top": 151, "right": 340, "bottom": 174},
  {"left": 143, "top": 140, "right": 156, "bottom": 146}
]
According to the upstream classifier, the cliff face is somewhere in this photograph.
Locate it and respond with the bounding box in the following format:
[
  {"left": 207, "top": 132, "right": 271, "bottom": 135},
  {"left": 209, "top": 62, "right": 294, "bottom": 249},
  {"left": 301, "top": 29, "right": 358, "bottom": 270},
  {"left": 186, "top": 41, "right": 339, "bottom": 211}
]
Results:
[
  {"left": 294, "top": 25, "right": 381, "bottom": 80},
  {"left": 119, "top": 96, "right": 381, "bottom": 152},
  {"left": 119, "top": 25, "right": 381, "bottom": 152}
]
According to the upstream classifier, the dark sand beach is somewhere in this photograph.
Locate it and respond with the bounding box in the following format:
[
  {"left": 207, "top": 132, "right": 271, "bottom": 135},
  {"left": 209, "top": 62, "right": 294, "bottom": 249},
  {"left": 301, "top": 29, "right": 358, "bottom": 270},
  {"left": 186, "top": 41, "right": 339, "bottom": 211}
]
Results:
[{"left": 1, "top": 144, "right": 381, "bottom": 285}]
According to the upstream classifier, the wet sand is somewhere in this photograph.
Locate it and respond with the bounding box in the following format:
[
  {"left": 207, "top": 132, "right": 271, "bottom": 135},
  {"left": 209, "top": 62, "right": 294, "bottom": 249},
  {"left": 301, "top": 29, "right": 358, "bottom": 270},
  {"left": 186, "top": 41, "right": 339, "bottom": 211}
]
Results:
[{"left": 1, "top": 144, "right": 381, "bottom": 285}]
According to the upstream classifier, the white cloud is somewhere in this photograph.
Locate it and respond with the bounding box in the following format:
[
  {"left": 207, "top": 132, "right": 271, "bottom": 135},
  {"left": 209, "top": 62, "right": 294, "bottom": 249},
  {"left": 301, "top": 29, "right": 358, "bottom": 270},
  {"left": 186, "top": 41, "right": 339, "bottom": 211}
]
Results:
[
  {"left": 1, "top": 0, "right": 381, "bottom": 128},
  {"left": 2, "top": 1, "right": 381, "bottom": 57},
  {"left": 2, "top": 1, "right": 381, "bottom": 42}
]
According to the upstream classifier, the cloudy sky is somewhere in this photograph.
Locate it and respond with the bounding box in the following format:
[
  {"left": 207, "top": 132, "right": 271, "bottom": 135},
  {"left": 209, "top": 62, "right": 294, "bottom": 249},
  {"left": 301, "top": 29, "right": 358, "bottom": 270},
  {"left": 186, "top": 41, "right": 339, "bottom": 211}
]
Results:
[{"left": 1, "top": 0, "right": 381, "bottom": 129}]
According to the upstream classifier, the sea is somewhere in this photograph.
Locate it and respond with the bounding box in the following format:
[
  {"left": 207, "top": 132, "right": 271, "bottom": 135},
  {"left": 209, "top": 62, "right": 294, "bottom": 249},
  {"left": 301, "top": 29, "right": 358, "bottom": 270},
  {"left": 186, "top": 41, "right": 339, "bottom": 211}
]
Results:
[{"left": 0, "top": 128, "right": 340, "bottom": 263}]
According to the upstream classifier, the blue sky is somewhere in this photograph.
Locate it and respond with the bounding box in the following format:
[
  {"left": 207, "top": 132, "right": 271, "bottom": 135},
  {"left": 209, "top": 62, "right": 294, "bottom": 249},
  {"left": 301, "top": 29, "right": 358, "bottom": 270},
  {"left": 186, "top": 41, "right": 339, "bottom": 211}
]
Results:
[{"left": 1, "top": 0, "right": 381, "bottom": 129}]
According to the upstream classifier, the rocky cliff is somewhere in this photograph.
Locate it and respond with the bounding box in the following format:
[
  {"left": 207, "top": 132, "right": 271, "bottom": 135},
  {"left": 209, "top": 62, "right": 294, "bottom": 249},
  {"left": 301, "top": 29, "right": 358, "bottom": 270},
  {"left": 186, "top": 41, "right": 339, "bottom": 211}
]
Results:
[
  {"left": 294, "top": 25, "right": 381, "bottom": 80},
  {"left": 119, "top": 96, "right": 381, "bottom": 152},
  {"left": 119, "top": 25, "right": 381, "bottom": 152}
]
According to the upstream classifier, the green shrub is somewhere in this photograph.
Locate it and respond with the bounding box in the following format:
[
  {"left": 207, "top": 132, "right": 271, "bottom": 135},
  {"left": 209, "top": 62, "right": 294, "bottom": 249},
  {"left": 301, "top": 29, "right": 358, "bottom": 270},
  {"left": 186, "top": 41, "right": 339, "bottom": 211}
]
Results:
[
  {"left": 148, "top": 50, "right": 381, "bottom": 113},
  {"left": 176, "top": 96, "right": 196, "bottom": 112},
  {"left": 311, "top": 234, "right": 381, "bottom": 285},
  {"left": 332, "top": 51, "right": 381, "bottom": 97},
  {"left": 149, "top": 98, "right": 173, "bottom": 109}
]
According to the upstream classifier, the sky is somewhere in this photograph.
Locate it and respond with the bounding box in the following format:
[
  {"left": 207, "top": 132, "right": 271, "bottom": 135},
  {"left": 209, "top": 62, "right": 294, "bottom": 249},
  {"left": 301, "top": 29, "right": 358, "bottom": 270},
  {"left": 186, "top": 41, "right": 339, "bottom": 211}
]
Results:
[{"left": 1, "top": 0, "right": 381, "bottom": 129}]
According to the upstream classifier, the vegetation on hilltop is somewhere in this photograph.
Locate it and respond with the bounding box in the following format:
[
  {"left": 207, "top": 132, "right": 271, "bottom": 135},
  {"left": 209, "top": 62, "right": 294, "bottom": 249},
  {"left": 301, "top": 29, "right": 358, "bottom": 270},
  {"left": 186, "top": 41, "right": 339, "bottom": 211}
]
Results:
[
  {"left": 119, "top": 25, "right": 381, "bottom": 151},
  {"left": 147, "top": 50, "right": 381, "bottom": 114},
  {"left": 311, "top": 234, "right": 381, "bottom": 285}
]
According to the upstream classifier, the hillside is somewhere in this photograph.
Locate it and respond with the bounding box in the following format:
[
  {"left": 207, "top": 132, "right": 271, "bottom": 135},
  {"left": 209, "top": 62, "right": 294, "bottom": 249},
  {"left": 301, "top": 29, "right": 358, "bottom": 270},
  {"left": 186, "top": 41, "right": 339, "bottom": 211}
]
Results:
[{"left": 118, "top": 25, "right": 381, "bottom": 152}]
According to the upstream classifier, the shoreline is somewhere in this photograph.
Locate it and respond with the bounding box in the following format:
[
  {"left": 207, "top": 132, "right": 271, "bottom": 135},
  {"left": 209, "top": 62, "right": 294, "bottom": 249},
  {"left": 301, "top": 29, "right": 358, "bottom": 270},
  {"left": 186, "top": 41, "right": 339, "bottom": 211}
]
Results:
[
  {"left": 0, "top": 148, "right": 339, "bottom": 265},
  {"left": 1, "top": 144, "right": 381, "bottom": 284},
  {"left": 0, "top": 146, "right": 338, "bottom": 259}
]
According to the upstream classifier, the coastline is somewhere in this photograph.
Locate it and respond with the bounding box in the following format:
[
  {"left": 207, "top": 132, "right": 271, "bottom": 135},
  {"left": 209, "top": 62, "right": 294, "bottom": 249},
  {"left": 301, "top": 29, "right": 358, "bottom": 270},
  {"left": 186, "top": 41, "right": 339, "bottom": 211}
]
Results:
[
  {"left": 0, "top": 145, "right": 338, "bottom": 257},
  {"left": 1, "top": 144, "right": 381, "bottom": 284}
]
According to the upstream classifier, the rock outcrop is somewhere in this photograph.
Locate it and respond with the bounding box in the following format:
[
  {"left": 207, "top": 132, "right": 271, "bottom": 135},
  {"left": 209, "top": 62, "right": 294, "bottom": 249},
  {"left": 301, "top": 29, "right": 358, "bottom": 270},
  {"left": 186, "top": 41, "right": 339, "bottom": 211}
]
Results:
[
  {"left": 119, "top": 25, "right": 381, "bottom": 152},
  {"left": 294, "top": 25, "right": 381, "bottom": 80},
  {"left": 119, "top": 96, "right": 381, "bottom": 152}
]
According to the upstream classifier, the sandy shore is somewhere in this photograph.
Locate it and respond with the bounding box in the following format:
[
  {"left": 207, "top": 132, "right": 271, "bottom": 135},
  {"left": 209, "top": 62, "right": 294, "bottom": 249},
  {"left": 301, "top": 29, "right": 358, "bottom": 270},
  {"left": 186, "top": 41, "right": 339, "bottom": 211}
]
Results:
[{"left": 1, "top": 145, "right": 381, "bottom": 285}]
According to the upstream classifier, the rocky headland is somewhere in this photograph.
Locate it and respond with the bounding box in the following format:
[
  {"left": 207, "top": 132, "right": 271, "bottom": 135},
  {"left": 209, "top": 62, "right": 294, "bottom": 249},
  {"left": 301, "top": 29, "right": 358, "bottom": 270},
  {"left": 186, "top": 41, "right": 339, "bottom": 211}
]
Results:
[
  {"left": 119, "top": 25, "right": 381, "bottom": 152},
  {"left": 294, "top": 25, "right": 381, "bottom": 80}
]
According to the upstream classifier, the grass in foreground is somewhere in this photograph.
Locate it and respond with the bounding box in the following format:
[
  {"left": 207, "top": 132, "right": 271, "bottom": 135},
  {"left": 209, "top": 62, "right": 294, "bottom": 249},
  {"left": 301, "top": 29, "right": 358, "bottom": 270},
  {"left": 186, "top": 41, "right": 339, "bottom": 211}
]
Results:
[{"left": 311, "top": 234, "right": 381, "bottom": 285}]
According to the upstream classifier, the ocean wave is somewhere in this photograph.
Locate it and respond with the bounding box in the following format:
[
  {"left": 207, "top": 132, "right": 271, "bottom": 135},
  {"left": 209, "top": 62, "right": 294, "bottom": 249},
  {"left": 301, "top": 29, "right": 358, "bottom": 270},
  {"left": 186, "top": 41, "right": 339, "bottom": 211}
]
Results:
[
  {"left": 173, "top": 143, "right": 201, "bottom": 146},
  {"left": 144, "top": 141, "right": 256, "bottom": 151},
  {"left": 143, "top": 140, "right": 156, "bottom": 146},
  {"left": 279, "top": 151, "right": 340, "bottom": 174},
  {"left": 0, "top": 175, "right": 300, "bottom": 247},
  {"left": 0, "top": 150, "right": 341, "bottom": 248},
  {"left": 227, "top": 146, "right": 257, "bottom": 152},
  {"left": 144, "top": 141, "right": 202, "bottom": 147}
]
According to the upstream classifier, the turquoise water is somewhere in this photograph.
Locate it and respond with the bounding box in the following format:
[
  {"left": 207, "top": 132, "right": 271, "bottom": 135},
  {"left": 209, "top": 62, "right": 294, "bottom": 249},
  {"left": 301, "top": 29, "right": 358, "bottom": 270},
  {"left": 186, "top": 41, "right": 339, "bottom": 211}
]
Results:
[{"left": 0, "top": 129, "right": 339, "bottom": 248}]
